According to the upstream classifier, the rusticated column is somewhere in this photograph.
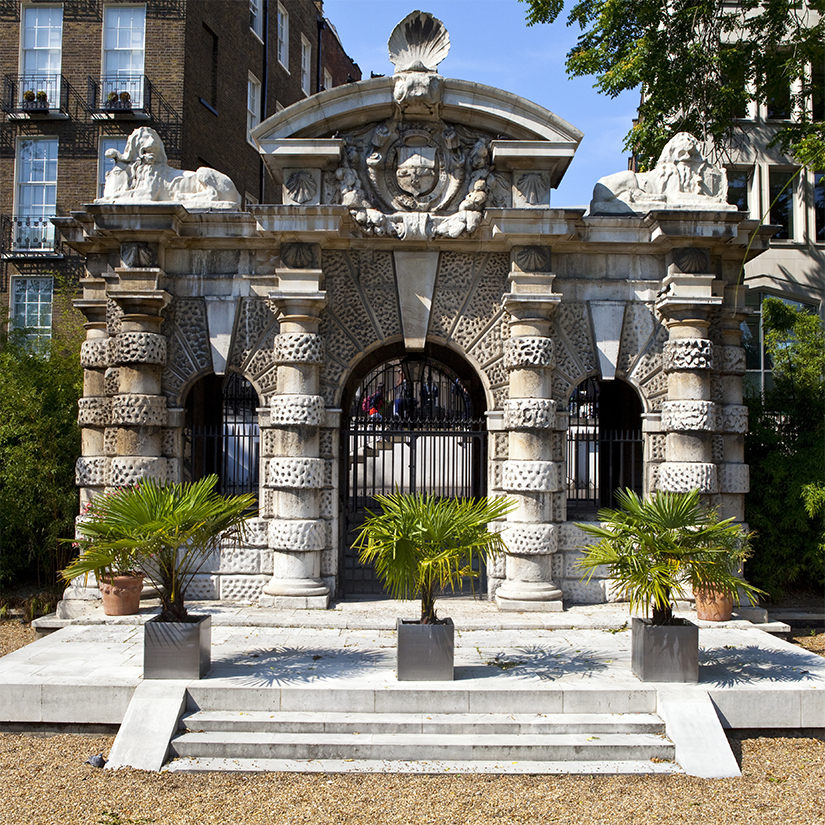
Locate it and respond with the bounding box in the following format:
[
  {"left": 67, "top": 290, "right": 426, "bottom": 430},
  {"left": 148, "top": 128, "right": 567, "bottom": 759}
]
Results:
[
  {"left": 656, "top": 261, "right": 722, "bottom": 500},
  {"left": 495, "top": 248, "right": 564, "bottom": 611},
  {"left": 260, "top": 250, "right": 329, "bottom": 608}
]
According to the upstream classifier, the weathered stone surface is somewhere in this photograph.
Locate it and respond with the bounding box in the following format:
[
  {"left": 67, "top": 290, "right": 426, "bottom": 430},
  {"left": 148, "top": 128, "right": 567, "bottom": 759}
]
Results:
[
  {"left": 104, "top": 368, "right": 120, "bottom": 396},
  {"left": 75, "top": 456, "right": 110, "bottom": 487},
  {"left": 504, "top": 336, "right": 554, "bottom": 370},
  {"left": 658, "top": 462, "right": 718, "bottom": 494},
  {"left": 109, "top": 456, "right": 170, "bottom": 486},
  {"left": 663, "top": 338, "right": 713, "bottom": 372},
  {"left": 78, "top": 397, "right": 111, "bottom": 427},
  {"left": 115, "top": 332, "right": 167, "bottom": 365},
  {"left": 110, "top": 394, "right": 167, "bottom": 427},
  {"left": 661, "top": 400, "right": 716, "bottom": 432},
  {"left": 274, "top": 333, "right": 324, "bottom": 364},
  {"left": 502, "top": 460, "right": 561, "bottom": 492},
  {"left": 718, "top": 404, "right": 748, "bottom": 434},
  {"left": 502, "top": 522, "right": 558, "bottom": 555},
  {"left": 718, "top": 463, "right": 750, "bottom": 493},
  {"left": 269, "top": 395, "right": 325, "bottom": 427},
  {"left": 266, "top": 457, "right": 325, "bottom": 489},
  {"left": 504, "top": 399, "right": 556, "bottom": 430},
  {"left": 268, "top": 519, "right": 326, "bottom": 552},
  {"left": 80, "top": 339, "right": 110, "bottom": 369},
  {"left": 716, "top": 345, "right": 746, "bottom": 375},
  {"left": 219, "top": 575, "right": 269, "bottom": 601}
]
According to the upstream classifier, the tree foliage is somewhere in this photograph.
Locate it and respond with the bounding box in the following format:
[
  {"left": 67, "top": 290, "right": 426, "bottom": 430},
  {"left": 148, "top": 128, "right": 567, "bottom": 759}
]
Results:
[
  {"left": 0, "top": 291, "right": 84, "bottom": 588},
  {"left": 522, "top": 0, "right": 825, "bottom": 168},
  {"left": 745, "top": 298, "right": 825, "bottom": 597}
]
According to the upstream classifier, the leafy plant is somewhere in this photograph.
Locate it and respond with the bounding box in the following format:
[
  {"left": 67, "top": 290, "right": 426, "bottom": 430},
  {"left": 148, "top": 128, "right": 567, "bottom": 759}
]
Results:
[
  {"left": 577, "top": 489, "right": 762, "bottom": 625},
  {"left": 60, "top": 476, "right": 255, "bottom": 622},
  {"left": 35, "top": 90, "right": 47, "bottom": 103},
  {"left": 353, "top": 492, "right": 513, "bottom": 624},
  {"left": 22, "top": 90, "right": 35, "bottom": 102}
]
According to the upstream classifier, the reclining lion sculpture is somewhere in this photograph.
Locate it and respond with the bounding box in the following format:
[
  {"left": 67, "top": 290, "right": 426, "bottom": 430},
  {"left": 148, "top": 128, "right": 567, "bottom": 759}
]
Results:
[
  {"left": 590, "top": 132, "right": 735, "bottom": 215},
  {"left": 97, "top": 127, "right": 241, "bottom": 209}
]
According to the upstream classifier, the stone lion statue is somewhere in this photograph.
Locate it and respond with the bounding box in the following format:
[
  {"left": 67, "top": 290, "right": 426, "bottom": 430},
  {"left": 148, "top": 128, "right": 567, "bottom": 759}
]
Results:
[
  {"left": 97, "top": 127, "right": 241, "bottom": 209},
  {"left": 590, "top": 132, "right": 734, "bottom": 215}
]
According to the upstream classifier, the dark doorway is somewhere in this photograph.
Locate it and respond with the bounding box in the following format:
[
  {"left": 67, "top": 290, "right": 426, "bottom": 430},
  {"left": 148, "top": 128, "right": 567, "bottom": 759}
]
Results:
[
  {"left": 342, "top": 351, "right": 487, "bottom": 596},
  {"left": 566, "top": 377, "right": 643, "bottom": 518},
  {"left": 184, "top": 372, "right": 260, "bottom": 497}
]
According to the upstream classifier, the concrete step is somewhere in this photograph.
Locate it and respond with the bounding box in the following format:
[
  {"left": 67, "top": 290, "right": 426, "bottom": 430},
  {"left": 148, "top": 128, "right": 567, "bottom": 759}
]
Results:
[
  {"left": 170, "top": 730, "right": 675, "bottom": 763},
  {"left": 180, "top": 710, "right": 666, "bottom": 736},
  {"left": 165, "top": 757, "right": 683, "bottom": 775}
]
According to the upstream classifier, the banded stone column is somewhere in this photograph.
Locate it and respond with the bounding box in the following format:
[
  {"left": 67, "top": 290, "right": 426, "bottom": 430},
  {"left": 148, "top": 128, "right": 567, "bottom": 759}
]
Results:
[
  {"left": 714, "top": 285, "right": 749, "bottom": 522},
  {"left": 260, "top": 268, "right": 329, "bottom": 608},
  {"left": 657, "top": 263, "right": 722, "bottom": 499},
  {"left": 495, "top": 249, "right": 564, "bottom": 611}
]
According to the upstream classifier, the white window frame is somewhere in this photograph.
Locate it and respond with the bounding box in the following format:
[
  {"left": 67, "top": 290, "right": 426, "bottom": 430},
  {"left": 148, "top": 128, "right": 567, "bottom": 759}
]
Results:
[
  {"left": 19, "top": 5, "right": 63, "bottom": 107},
  {"left": 247, "top": 73, "right": 261, "bottom": 145},
  {"left": 102, "top": 4, "right": 146, "bottom": 108},
  {"left": 323, "top": 68, "right": 333, "bottom": 92},
  {"left": 725, "top": 166, "right": 756, "bottom": 217},
  {"left": 98, "top": 135, "right": 127, "bottom": 198},
  {"left": 14, "top": 136, "right": 58, "bottom": 252},
  {"left": 276, "top": 3, "right": 289, "bottom": 70},
  {"left": 11, "top": 276, "right": 54, "bottom": 339},
  {"left": 765, "top": 165, "right": 800, "bottom": 243},
  {"left": 249, "top": 0, "right": 262, "bottom": 40},
  {"left": 300, "top": 35, "right": 311, "bottom": 95}
]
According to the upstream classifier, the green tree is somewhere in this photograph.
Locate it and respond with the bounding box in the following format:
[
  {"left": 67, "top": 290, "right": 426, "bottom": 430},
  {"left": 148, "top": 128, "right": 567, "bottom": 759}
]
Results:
[
  {"left": 0, "top": 288, "right": 84, "bottom": 588},
  {"left": 521, "top": 0, "right": 825, "bottom": 167},
  {"left": 745, "top": 298, "right": 825, "bottom": 596}
]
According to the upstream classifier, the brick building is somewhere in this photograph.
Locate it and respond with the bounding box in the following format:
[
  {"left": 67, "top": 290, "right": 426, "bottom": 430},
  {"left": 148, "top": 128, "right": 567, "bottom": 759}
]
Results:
[{"left": 0, "top": 0, "right": 360, "bottom": 338}]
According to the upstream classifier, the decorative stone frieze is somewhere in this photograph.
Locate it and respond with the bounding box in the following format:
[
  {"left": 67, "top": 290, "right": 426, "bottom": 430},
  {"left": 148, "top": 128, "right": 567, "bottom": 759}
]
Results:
[
  {"left": 75, "top": 456, "right": 110, "bottom": 487},
  {"left": 718, "top": 464, "right": 750, "bottom": 494},
  {"left": 115, "top": 332, "right": 167, "bottom": 365},
  {"left": 268, "top": 519, "right": 326, "bottom": 552},
  {"left": 716, "top": 345, "right": 746, "bottom": 375},
  {"left": 502, "top": 523, "right": 558, "bottom": 555},
  {"left": 274, "top": 333, "right": 324, "bottom": 364},
  {"left": 663, "top": 338, "right": 713, "bottom": 371},
  {"left": 78, "top": 397, "right": 111, "bottom": 427},
  {"left": 504, "top": 336, "right": 554, "bottom": 370},
  {"left": 109, "top": 456, "right": 170, "bottom": 486},
  {"left": 110, "top": 394, "right": 167, "bottom": 427},
  {"left": 504, "top": 399, "right": 556, "bottom": 430},
  {"left": 658, "top": 462, "right": 718, "bottom": 494},
  {"left": 718, "top": 404, "right": 748, "bottom": 434},
  {"left": 661, "top": 400, "right": 716, "bottom": 432},
  {"left": 502, "top": 460, "right": 561, "bottom": 493},
  {"left": 80, "top": 339, "right": 110, "bottom": 369},
  {"left": 269, "top": 395, "right": 325, "bottom": 427},
  {"left": 266, "top": 457, "right": 325, "bottom": 489}
]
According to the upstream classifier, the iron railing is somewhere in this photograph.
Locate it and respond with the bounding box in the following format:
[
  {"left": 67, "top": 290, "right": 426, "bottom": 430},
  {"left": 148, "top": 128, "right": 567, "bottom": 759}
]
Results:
[
  {"left": 87, "top": 74, "right": 151, "bottom": 113},
  {"left": 1, "top": 215, "right": 59, "bottom": 256},
  {"left": 2, "top": 74, "right": 69, "bottom": 115}
]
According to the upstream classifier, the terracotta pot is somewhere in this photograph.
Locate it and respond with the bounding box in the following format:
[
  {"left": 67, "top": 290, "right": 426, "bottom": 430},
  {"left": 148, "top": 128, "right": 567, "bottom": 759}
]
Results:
[
  {"left": 695, "top": 588, "right": 734, "bottom": 622},
  {"left": 99, "top": 574, "right": 144, "bottom": 616}
]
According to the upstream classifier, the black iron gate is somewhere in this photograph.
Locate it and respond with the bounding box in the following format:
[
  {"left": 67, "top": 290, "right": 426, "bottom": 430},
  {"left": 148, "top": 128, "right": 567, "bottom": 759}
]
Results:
[{"left": 342, "top": 357, "right": 487, "bottom": 595}]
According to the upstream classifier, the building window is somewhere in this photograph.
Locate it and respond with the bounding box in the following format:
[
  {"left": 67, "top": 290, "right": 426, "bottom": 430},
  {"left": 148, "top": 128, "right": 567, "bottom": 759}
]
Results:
[
  {"left": 20, "top": 5, "right": 63, "bottom": 107},
  {"left": 15, "top": 138, "right": 58, "bottom": 252},
  {"left": 323, "top": 68, "right": 333, "bottom": 92},
  {"left": 765, "top": 52, "right": 791, "bottom": 120},
  {"left": 103, "top": 5, "right": 146, "bottom": 108},
  {"left": 768, "top": 168, "right": 795, "bottom": 240},
  {"left": 12, "top": 277, "right": 53, "bottom": 339},
  {"left": 98, "top": 136, "right": 127, "bottom": 198},
  {"left": 277, "top": 3, "right": 289, "bottom": 69},
  {"left": 300, "top": 35, "right": 311, "bottom": 95},
  {"left": 812, "top": 55, "right": 824, "bottom": 121},
  {"left": 815, "top": 171, "right": 825, "bottom": 243},
  {"left": 249, "top": 0, "right": 262, "bottom": 38},
  {"left": 247, "top": 73, "right": 261, "bottom": 143},
  {"left": 727, "top": 169, "right": 752, "bottom": 213}
]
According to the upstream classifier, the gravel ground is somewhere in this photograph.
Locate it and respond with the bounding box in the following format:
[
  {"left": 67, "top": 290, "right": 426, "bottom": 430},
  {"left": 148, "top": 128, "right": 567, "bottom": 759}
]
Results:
[{"left": 0, "top": 621, "right": 823, "bottom": 825}]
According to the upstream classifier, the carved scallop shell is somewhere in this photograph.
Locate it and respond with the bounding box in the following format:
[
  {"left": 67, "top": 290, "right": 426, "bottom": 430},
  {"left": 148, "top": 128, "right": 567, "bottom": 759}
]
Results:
[
  {"left": 285, "top": 171, "right": 317, "bottom": 204},
  {"left": 388, "top": 11, "right": 450, "bottom": 73}
]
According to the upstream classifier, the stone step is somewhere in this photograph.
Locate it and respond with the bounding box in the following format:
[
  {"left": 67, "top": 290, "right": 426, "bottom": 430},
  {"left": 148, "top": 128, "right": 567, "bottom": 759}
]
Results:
[
  {"left": 170, "top": 730, "right": 675, "bottom": 763},
  {"left": 165, "top": 757, "right": 683, "bottom": 775},
  {"left": 181, "top": 710, "right": 666, "bottom": 736}
]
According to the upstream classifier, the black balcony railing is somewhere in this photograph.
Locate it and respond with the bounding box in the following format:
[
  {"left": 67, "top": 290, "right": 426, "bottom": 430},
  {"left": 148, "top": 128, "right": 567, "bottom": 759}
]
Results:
[
  {"left": 2, "top": 74, "right": 70, "bottom": 115},
  {"left": 1, "top": 215, "right": 60, "bottom": 257},
  {"left": 87, "top": 74, "right": 151, "bottom": 114}
]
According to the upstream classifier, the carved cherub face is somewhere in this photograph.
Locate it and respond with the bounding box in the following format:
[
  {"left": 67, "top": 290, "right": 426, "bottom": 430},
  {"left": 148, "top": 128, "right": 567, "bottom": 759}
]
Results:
[{"left": 395, "top": 147, "right": 437, "bottom": 196}]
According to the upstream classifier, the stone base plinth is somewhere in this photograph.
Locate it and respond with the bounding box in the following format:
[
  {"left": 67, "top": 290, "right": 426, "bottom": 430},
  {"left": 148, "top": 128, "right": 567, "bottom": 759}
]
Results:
[
  {"left": 259, "top": 593, "right": 330, "bottom": 609},
  {"left": 495, "top": 596, "right": 564, "bottom": 612}
]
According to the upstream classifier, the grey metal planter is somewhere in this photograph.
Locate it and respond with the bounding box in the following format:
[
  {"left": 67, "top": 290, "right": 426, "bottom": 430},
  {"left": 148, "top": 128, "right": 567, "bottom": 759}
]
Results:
[
  {"left": 631, "top": 617, "right": 698, "bottom": 682},
  {"left": 396, "top": 618, "right": 454, "bottom": 681},
  {"left": 144, "top": 614, "right": 211, "bottom": 679}
]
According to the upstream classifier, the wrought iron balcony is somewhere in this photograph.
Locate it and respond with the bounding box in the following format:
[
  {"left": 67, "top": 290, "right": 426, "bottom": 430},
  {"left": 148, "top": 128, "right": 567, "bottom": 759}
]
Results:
[
  {"left": 87, "top": 74, "right": 151, "bottom": 117},
  {"left": 2, "top": 75, "right": 70, "bottom": 116},
  {"left": 1, "top": 215, "right": 61, "bottom": 258}
]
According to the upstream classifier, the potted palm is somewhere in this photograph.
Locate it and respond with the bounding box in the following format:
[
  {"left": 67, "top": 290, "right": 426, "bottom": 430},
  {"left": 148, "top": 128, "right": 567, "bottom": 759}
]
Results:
[
  {"left": 354, "top": 492, "right": 512, "bottom": 680},
  {"left": 577, "top": 488, "right": 762, "bottom": 682},
  {"left": 61, "top": 475, "right": 255, "bottom": 678}
]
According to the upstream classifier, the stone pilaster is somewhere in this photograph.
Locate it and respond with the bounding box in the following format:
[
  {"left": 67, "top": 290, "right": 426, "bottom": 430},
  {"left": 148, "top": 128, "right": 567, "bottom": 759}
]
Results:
[
  {"left": 260, "top": 252, "right": 330, "bottom": 608},
  {"left": 495, "top": 248, "right": 564, "bottom": 611}
]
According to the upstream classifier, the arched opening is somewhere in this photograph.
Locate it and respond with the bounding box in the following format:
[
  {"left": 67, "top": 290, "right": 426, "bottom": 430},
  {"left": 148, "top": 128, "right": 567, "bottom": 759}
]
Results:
[
  {"left": 566, "top": 377, "right": 643, "bottom": 518},
  {"left": 341, "top": 345, "right": 487, "bottom": 596},
  {"left": 183, "top": 372, "right": 260, "bottom": 497}
]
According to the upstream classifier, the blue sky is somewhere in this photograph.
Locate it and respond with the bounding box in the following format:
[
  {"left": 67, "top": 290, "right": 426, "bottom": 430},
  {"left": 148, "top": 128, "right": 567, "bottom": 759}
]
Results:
[{"left": 322, "top": 0, "right": 639, "bottom": 208}]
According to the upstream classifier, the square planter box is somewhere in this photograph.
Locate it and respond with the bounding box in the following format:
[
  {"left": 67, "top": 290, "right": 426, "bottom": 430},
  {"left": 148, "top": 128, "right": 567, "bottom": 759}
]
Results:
[
  {"left": 631, "top": 617, "right": 698, "bottom": 682},
  {"left": 144, "top": 614, "right": 211, "bottom": 679},
  {"left": 396, "top": 618, "right": 454, "bottom": 681}
]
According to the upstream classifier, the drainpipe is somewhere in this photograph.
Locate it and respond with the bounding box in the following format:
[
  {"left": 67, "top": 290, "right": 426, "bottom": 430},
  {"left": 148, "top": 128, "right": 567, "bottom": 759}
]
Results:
[
  {"left": 316, "top": 9, "right": 325, "bottom": 92},
  {"left": 259, "top": 0, "right": 269, "bottom": 203}
]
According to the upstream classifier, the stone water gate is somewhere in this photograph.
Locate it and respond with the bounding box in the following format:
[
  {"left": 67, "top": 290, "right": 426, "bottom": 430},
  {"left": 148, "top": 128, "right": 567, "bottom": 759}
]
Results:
[{"left": 58, "top": 13, "right": 772, "bottom": 612}]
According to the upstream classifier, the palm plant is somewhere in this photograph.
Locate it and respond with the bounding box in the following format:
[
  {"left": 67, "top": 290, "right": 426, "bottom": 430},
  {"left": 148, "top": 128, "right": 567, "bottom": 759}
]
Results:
[
  {"left": 61, "top": 475, "right": 255, "bottom": 622},
  {"left": 353, "top": 492, "right": 513, "bottom": 624},
  {"left": 577, "top": 488, "right": 762, "bottom": 625}
]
